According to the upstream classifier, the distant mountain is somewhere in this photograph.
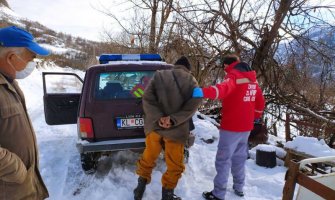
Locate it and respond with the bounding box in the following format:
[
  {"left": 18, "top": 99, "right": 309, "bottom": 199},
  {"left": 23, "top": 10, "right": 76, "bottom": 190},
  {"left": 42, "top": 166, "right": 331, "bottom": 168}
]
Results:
[
  {"left": 276, "top": 26, "right": 335, "bottom": 79},
  {"left": 0, "top": 3, "right": 112, "bottom": 70},
  {"left": 293, "top": 27, "right": 335, "bottom": 75}
]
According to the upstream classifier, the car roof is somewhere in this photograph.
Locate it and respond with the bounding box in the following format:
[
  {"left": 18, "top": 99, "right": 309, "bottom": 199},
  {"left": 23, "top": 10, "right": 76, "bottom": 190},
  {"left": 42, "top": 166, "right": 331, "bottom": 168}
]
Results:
[
  {"left": 87, "top": 61, "right": 173, "bottom": 72},
  {"left": 99, "top": 60, "right": 169, "bottom": 65}
]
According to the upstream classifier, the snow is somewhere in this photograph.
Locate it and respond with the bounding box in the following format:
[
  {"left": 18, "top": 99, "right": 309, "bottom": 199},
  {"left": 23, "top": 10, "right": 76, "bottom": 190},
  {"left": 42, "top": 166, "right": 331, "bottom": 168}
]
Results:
[
  {"left": 256, "top": 144, "right": 276, "bottom": 152},
  {"left": 0, "top": 5, "right": 20, "bottom": 18},
  {"left": 40, "top": 43, "right": 83, "bottom": 56},
  {"left": 192, "top": 112, "right": 220, "bottom": 141},
  {"left": 285, "top": 136, "right": 335, "bottom": 157},
  {"left": 14, "top": 63, "right": 334, "bottom": 200},
  {"left": 0, "top": 5, "right": 25, "bottom": 27},
  {"left": 40, "top": 44, "right": 69, "bottom": 54}
]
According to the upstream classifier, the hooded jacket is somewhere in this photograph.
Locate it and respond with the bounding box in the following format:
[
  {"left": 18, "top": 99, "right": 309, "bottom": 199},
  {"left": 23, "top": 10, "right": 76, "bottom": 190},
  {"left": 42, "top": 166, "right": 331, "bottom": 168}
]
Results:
[
  {"left": 142, "top": 65, "right": 202, "bottom": 144},
  {"left": 202, "top": 61, "right": 265, "bottom": 132},
  {"left": 0, "top": 73, "right": 49, "bottom": 200}
]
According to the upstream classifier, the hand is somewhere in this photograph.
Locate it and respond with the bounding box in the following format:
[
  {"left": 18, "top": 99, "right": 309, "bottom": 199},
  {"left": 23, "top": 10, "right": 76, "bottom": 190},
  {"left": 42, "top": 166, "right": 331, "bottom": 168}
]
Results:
[
  {"left": 159, "top": 116, "right": 172, "bottom": 129},
  {"left": 192, "top": 87, "right": 203, "bottom": 98}
]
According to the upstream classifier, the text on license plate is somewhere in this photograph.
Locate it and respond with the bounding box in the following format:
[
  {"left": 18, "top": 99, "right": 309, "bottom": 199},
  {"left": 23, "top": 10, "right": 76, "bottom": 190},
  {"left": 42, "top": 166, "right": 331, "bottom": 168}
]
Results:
[{"left": 116, "top": 118, "right": 144, "bottom": 128}]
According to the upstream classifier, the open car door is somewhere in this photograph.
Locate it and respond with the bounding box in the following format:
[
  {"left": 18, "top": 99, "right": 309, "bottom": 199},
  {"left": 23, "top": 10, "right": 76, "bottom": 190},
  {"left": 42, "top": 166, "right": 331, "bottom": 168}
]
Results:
[{"left": 42, "top": 72, "right": 83, "bottom": 125}]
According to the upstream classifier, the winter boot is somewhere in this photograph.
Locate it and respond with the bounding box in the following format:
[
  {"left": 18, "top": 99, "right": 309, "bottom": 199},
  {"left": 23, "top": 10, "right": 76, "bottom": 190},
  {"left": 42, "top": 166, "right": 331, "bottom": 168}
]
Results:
[
  {"left": 162, "top": 187, "right": 182, "bottom": 200},
  {"left": 233, "top": 189, "right": 244, "bottom": 197},
  {"left": 133, "top": 176, "right": 147, "bottom": 200},
  {"left": 202, "top": 191, "right": 222, "bottom": 200}
]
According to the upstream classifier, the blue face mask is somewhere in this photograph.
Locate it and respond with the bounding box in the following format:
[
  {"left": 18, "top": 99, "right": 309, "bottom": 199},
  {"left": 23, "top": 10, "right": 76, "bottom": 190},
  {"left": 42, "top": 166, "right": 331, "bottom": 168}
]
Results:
[{"left": 9, "top": 54, "right": 36, "bottom": 79}]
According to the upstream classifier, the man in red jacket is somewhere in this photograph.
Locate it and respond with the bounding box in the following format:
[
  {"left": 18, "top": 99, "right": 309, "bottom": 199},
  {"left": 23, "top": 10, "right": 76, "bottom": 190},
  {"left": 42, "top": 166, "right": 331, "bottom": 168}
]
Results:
[{"left": 193, "top": 54, "right": 265, "bottom": 200}]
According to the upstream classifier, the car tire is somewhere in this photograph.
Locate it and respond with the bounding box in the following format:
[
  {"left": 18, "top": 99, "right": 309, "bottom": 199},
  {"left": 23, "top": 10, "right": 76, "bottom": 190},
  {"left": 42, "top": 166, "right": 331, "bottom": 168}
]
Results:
[{"left": 80, "top": 152, "right": 99, "bottom": 174}]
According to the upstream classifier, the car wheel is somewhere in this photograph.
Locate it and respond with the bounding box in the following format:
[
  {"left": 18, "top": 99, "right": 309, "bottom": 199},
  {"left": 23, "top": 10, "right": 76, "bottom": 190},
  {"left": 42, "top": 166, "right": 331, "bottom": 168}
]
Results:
[{"left": 80, "top": 152, "right": 99, "bottom": 174}]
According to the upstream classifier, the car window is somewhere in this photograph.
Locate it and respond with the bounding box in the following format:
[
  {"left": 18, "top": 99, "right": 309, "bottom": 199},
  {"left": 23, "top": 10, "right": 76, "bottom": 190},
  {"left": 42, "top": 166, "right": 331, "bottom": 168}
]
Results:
[
  {"left": 44, "top": 74, "right": 83, "bottom": 94},
  {"left": 95, "top": 71, "right": 155, "bottom": 99}
]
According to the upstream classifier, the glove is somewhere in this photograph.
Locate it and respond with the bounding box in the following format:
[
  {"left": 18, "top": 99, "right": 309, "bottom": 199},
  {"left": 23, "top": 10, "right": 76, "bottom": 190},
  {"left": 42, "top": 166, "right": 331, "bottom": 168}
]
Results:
[
  {"left": 192, "top": 87, "right": 203, "bottom": 98},
  {"left": 254, "top": 118, "right": 262, "bottom": 124}
]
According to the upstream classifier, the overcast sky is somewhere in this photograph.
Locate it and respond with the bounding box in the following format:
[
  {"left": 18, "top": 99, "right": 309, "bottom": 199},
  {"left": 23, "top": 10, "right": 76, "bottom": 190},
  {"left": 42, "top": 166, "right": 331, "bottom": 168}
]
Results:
[{"left": 7, "top": 0, "right": 127, "bottom": 41}]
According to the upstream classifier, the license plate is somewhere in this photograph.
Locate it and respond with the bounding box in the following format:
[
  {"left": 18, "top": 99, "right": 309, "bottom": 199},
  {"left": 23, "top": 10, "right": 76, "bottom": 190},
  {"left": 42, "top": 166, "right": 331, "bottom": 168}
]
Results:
[{"left": 116, "top": 117, "right": 144, "bottom": 129}]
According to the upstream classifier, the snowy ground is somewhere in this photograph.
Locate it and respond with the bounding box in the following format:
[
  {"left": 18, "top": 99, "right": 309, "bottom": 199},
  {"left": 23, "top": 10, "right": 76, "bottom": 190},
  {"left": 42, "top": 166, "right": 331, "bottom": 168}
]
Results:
[{"left": 17, "top": 65, "right": 334, "bottom": 200}]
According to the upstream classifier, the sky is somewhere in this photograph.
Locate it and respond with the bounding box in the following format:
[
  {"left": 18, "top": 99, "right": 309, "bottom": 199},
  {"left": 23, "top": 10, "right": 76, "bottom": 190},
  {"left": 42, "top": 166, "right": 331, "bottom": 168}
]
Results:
[{"left": 7, "top": 0, "right": 128, "bottom": 41}]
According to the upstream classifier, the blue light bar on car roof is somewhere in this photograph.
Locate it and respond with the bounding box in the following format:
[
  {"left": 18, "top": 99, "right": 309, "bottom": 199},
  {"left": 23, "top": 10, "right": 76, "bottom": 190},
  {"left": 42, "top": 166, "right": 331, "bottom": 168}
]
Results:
[{"left": 99, "top": 54, "right": 162, "bottom": 64}]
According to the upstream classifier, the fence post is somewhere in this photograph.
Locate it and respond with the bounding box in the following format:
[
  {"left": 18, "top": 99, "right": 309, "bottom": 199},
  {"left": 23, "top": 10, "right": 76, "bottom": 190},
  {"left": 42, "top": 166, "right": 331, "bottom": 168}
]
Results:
[{"left": 282, "top": 160, "right": 300, "bottom": 200}]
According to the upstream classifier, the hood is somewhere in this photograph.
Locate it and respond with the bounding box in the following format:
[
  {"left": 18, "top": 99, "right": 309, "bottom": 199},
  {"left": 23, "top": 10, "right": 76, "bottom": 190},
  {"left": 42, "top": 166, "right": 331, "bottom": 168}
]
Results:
[
  {"left": 225, "top": 61, "right": 257, "bottom": 82},
  {"left": 174, "top": 64, "right": 191, "bottom": 73}
]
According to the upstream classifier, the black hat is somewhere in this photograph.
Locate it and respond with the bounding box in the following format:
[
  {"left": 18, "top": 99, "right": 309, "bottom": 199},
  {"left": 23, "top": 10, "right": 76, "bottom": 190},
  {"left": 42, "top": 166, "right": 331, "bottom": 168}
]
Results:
[
  {"left": 222, "top": 54, "right": 239, "bottom": 66},
  {"left": 175, "top": 56, "right": 191, "bottom": 70}
]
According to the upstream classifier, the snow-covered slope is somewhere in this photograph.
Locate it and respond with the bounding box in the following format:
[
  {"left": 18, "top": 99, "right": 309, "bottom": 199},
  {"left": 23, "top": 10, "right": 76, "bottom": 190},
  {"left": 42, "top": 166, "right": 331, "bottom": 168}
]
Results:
[
  {"left": 0, "top": 5, "right": 68, "bottom": 52},
  {"left": 0, "top": 4, "right": 106, "bottom": 70},
  {"left": 0, "top": 3, "right": 22, "bottom": 24}
]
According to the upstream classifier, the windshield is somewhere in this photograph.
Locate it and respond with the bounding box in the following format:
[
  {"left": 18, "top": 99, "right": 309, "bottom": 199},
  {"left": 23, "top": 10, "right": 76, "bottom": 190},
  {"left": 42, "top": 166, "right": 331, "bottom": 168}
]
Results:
[{"left": 95, "top": 71, "right": 155, "bottom": 99}]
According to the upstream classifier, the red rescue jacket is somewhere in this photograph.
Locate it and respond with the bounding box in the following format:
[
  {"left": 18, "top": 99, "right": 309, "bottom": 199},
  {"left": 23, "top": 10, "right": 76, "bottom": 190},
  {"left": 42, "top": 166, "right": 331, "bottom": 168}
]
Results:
[{"left": 202, "top": 61, "right": 265, "bottom": 132}]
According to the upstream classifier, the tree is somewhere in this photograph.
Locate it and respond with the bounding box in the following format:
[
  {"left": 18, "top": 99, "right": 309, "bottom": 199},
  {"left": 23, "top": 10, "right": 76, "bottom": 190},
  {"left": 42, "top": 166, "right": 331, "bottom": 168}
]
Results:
[
  {"left": 97, "top": 0, "right": 175, "bottom": 53},
  {"left": 97, "top": 0, "right": 335, "bottom": 129},
  {"left": 173, "top": 0, "right": 335, "bottom": 141},
  {"left": 176, "top": 3, "right": 334, "bottom": 98}
]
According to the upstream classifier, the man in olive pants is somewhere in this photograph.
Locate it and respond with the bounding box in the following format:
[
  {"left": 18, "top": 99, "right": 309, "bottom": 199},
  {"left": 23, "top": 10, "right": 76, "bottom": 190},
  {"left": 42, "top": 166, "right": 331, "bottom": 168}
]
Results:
[{"left": 134, "top": 56, "right": 202, "bottom": 200}]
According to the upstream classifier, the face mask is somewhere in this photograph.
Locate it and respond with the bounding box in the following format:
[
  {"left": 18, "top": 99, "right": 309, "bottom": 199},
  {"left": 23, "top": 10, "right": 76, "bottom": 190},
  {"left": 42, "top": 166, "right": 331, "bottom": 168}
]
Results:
[
  {"left": 15, "top": 61, "right": 36, "bottom": 79},
  {"left": 9, "top": 54, "right": 36, "bottom": 79}
]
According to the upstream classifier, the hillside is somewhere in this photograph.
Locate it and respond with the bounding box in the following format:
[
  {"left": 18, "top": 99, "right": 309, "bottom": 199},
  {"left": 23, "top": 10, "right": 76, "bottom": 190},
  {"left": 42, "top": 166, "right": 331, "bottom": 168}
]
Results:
[{"left": 0, "top": 2, "right": 111, "bottom": 70}]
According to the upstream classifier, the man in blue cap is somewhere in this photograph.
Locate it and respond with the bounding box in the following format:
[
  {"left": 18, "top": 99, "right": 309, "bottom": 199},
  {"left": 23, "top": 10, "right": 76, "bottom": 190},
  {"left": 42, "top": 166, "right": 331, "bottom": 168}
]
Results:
[{"left": 0, "top": 26, "right": 50, "bottom": 199}]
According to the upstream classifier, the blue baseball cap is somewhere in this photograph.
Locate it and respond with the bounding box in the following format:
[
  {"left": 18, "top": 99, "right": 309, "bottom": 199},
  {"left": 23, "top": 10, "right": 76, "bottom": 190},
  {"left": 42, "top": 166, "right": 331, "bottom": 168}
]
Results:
[{"left": 0, "top": 26, "right": 49, "bottom": 56}]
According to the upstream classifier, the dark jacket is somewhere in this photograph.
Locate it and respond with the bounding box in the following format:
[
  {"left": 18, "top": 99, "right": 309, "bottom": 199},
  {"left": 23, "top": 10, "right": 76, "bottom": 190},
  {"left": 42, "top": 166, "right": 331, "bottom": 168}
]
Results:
[
  {"left": 142, "top": 65, "right": 202, "bottom": 144},
  {"left": 0, "top": 73, "right": 49, "bottom": 199}
]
